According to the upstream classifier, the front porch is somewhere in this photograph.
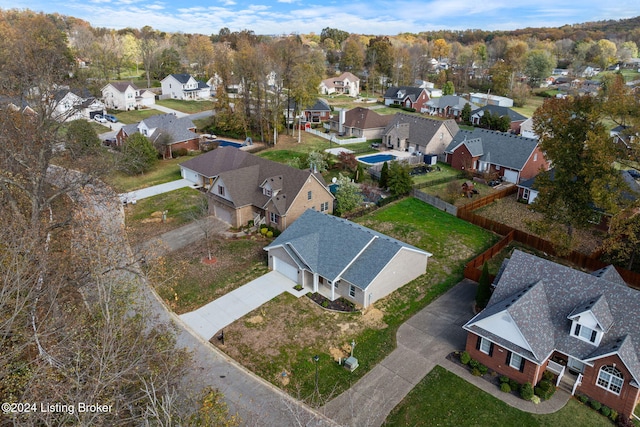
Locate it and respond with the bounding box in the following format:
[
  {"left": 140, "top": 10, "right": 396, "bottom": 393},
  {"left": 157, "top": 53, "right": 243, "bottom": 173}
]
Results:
[{"left": 546, "top": 353, "right": 584, "bottom": 395}]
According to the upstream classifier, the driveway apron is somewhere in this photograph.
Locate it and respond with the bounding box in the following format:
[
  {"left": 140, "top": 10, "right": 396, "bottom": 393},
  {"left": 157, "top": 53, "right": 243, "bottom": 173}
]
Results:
[{"left": 180, "top": 271, "right": 306, "bottom": 341}]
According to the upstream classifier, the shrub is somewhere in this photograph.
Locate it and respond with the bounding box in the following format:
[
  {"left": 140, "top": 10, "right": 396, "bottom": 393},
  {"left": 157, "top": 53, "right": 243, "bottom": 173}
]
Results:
[
  {"left": 469, "top": 359, "right": 480, "bottom": 369},
  {"left": 478, "top": 364, "right": 488, "bottom": 375},
  {"left": 321, "top": 300, "right": 329, "bottom": 308},
  {"left": 499, "top": 375, "right": 509, "bottom": 384},
  {"left": 578, "top": 394, "right": 589, "bottom": 404},
  {"left": 293, "top": 284, "right": 303, "bottom": 291},
  {"left": 534, "top": 379, "right": 555, "bottom": 400},
  {"left": 401, "top": 106, "right": 416, "bottom": 112},
  {"left": 260, "top": 227, "right": 268, "bottom": 235},
  {"left": 266, "top": 231, "right": 273, "bottom": 238},
  {"left": 520, "top": 382, "right": 534, "bottom": 401},
  {"left": 589, "top": 399, "right": 602, "bottom": 411},
  {"left": 509, "top": 379, "right": 519, "bottom": 391},
  {"left": 500, "top": 383, "right": 511, "bottom": 393},
  {"left": 600, "top": 406, "right": 611, "bottom": 417},
  {"left": 389, "top": 103, "right": 401, "bottom": 108},
  {"left": 173, "top": 148, "right": 188, "bottom": 157},
  {"left": 460, "top": 351, "right": 471, "bottom": 365},
  {"left": 542, "top": 370, "right": 555, "bottom": 382},
  {"left": 471, "top": 367, "right": 481, "bottom": 376},
  {"left": 609, "top": 409, "right": 618, "bottom": 422}
]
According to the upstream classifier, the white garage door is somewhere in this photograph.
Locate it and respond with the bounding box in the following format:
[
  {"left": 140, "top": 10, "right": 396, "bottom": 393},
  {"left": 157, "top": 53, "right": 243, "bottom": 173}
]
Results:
[
  {"left": 215, "top": 206, "right": 232, "bottom": 224},
  {"left": 273, "top": 257, "right": 299, "bottom": 283},
  {"left": 503, "top": 169, "right": 519, "bottom": 184}
]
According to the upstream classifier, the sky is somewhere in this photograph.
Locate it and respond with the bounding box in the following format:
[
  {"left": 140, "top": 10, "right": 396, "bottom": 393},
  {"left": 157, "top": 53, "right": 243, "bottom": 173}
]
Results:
[{"left": 2, "top": 0, "right": 640, "bottom": 36}]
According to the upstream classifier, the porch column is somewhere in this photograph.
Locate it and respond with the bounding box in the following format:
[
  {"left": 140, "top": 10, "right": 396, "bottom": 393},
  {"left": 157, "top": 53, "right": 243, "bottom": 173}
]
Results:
[
  {"left": 313, "top": 273, "right": 319, "bottom": 293},
  {"left": 330, "top": 282, "right": 335, "bottom": 300}
]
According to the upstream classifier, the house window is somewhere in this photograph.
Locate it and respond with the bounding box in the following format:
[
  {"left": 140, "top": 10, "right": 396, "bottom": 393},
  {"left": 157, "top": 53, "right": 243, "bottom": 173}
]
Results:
[
  {"left": 506, "top": 351, "right": 525, "bottom": 372},
  {"left": 597, "top": 365, "right": 623, "bottom": 395},
  {"left": 320, "top": 202, "right": 329, "bottom": 212},
  {"left": 573, "top": 323, "right": 597, "bottom": 344},
  {"left": 349, "top": 285, "right": 356, "bottom": 298},
  {"left": 533, "top": 153, "right": 538, "bottom": 161},
  {"left": 477, "top": 337, "right": 493, "bottom": 355},
  {"left": 264, "top": 188, "right": 272, "bottom": 197},
  {"left": 269, "top": 212, "right": 279, "bottom": 224},
  {"left": 217, "top": 185, "right": 225, "bottom": 196},
  {"left": 307, "top": 190, "right": 312, "bottom": 200}
]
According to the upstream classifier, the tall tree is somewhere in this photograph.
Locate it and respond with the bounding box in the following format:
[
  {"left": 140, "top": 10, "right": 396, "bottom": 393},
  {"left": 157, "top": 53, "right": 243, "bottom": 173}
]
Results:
[
  {"left": 139, "top": 25, "right": 160, "bottom": 87},
  {"left": 186, "top": 34, "right": 215, "bottom": 77},
  {"left": 387, "top": 161, "right": 413, "bottom": 196}
]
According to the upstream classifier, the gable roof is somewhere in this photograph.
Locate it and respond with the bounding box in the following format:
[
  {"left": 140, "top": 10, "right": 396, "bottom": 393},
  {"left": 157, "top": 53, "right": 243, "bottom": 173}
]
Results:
[
  {"left": 427, "top": 95, "right": 478, "bottom": 110},
  {"left": 102, "top": 82, "right": 139, "bottom": 93},
  {"left": 471, "top": 104, "right": 527, "bottom": 122},
  {"left": 464, "top": 250, "right": 640, "bottom": 383},
  {"left": 265, "top": 209, "right": 430, "bottom": 289},
  {"left": 383, "top": 113, "right": 459, "bottom": 145},
  {"left": 321, "top": 72, "right": 360, "bottom": 88},
  {"left": 338, "top": 107, "right": 392, "bottom": 130},
  {"left": 180, "top": 146, "right": 331, "bottom": 216},
  {"left": 122, "top": 114, "right": 197, "bottom": 145},
  {"left": 383, "top": 86, "right": 427, "bottom": 102},
  {"left": 445, "top": 128, "right": 540, "bottom": 171}
]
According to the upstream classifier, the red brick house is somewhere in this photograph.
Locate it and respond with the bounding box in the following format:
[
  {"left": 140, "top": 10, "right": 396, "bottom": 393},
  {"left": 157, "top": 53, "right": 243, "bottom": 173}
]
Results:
[
  {"left": 117, "top": 113, "right": 199, "bottom": 158},
  {"left": 383, "top": 86, "right": 430, "bottom": 112},
  {"left": 464, "top": 250, "right": 640, "bottom": 419},
  {"left": 444, "top": 128, "right": 549, "bottom": 183}
]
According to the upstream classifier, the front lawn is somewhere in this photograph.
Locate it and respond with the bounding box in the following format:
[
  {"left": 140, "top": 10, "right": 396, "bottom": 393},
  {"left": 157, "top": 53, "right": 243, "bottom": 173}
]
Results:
[
  {"left": 213, "top": 197, "right": 499, "bottom": 403},
  {"left": 109, "top": 108, "right": 166, "bottom": 124},
  {"left": 156, "top": 99, "right": 214, "bottom": 114},
  {"left": 104, "top": 156, "right": 190, "bottom": 193},
  {"left": 384, "top": 366, "right": 614, "bottom": 427}
]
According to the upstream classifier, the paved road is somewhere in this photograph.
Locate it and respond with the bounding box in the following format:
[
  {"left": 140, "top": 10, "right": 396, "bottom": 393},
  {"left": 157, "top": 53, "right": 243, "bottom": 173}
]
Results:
[{"left": 46, "top": 166, "right": 335, "bottom": 427}]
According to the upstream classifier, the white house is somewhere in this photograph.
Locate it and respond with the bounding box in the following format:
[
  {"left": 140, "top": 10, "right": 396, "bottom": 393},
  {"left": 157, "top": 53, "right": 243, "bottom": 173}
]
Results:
[
  {"left": 319, "top": 72, "right": 360, "bottom": 97},
  {"left": 470, "top": 93, "right": 514, "bottom": 107},
  {"left": 101, "top": 82, "right": 155, "bottom": 110},
  {"left": 51, "top": 88, "right": 105, "bottom": 122},
  {"left": 160, "top": 74, "right": 211, "bottom": 100}
]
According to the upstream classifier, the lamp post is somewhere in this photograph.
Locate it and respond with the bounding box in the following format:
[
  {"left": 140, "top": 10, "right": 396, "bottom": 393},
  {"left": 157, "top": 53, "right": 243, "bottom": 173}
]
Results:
[
  {"left": 313, "top": 355, "right": 320, "bottom": 395},
  {"left": 350, "top": 340, "right": 356, "bottom": 358}
]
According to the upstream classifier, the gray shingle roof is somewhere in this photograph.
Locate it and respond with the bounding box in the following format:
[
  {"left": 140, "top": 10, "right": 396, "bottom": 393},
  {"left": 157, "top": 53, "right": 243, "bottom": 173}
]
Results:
[
  {"left": 471, "top": 104, "right": 527, "bottom": 122},
  {"left": 382, "top": 113, "right": 460, "bottom": 147},
  {"left": 265, "top": 210, "right": 431, "bottom": 290},
  {"left": 464, "top": 250, "right": 640, "bottom": 383},
  {"left": 383, "top": 86, "right": 427, "bottom": 103},
  {"left": 426, "top": 95, "right": 478, "bottom": 111},
  {"left": 445, "top": 128, "right": 540, "bottom": 171},
  {"left": 122, "top": 114, "right": 197, "bottom": 145},
  {"left": 180, "top": 146, "right": 331, "bottom": 216}
]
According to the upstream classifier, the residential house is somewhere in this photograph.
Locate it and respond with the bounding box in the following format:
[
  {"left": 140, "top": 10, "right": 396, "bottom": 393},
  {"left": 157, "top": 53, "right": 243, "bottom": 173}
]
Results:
[
  {"left": 160, "top": 73, "right": 211, "bottom": 100},
  {"left": 51, "top": 88, "right": 104, "bottom": 122},
  {"left": 179, "top": 146, "right": 334, "bottom": 231},
  {"left": 319, "top": 72, "right": 360, "bottom": 97},
  {"left": 264, "top": 209, "right": 431, "bottom": 307},
  {"left": 517, "top": 169, "right": 640, "bottom": 231},
  {"left": 383, "top": 86, "right": 430, "bottom": 112},
  {"left": 470, "top": 105, "right": 528, "bottom": 134},
  {"left": 444, "top": 128, "right": 549, "bottom": 183},
  {"left": 426, "top": 95, "right": 478, "bottom": 119},
  {"left": 381, "top": 113, "right": 459, "bottom": 160},
  {"left": 328, "top": 107, "right": 393, "bottom": 140},
  {"left": 286, "top": 98, "right": 332, "bottom": 126},
  {"left": 117, "top": 114, "right": 199, "bottom": 158},
  {"left": 470, "top": 93, "right": 514, "bottom": 107},
  {"left": 101, "top": 82, "right": 156, "bottom": 110},
  {"left": 464, "top": 249, "right": 640, "bottom": 419},
  {"left": 519, "top": 117, "right": 536, "bottom": 139}
]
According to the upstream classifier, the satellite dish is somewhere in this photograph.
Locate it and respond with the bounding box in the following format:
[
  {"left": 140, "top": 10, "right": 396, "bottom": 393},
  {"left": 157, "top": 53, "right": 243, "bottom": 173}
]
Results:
[{"left": 331, "top": 177, "right": 337, "bottom": 183}]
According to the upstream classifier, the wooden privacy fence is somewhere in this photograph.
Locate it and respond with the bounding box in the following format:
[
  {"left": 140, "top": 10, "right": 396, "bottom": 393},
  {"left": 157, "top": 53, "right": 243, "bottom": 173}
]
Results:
[{"left": 458, "top": 190, "right": 640, "bottom": 289}]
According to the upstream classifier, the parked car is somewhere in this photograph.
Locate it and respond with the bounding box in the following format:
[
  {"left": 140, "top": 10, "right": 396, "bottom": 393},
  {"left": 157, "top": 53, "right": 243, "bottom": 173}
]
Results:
[
  {"left": 103, "top": 114, "right": 118, "bottom": 123},
  {"left": 94, "top": 114, "right": 107, "bottom": 123}
]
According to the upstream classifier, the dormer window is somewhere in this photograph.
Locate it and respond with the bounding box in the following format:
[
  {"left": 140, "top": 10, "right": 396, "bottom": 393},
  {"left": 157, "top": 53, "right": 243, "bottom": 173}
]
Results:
[
  {"left": 264, "top": 188, "right": 272, "bottom": 197},
  {"left": 573, "top": 323, "right": 597, "bottom": 343}
]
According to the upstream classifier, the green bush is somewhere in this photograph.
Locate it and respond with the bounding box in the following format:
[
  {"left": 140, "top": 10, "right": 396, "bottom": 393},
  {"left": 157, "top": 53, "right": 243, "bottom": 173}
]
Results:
[
  {"left": 534, "top": 379, "right": 555, "bottom": 400},
  {"left": 609, "top": 409, "right": 618, "bottom": 421},
  {"left": 520, "top": 382, "right": 534, "bottom": 401},
  {"left": 542, "top": 370, "right": 555, "bottom": 382},
  {"left": 478, "top": 364, "right": 488, "bottom": 375},
  {"left": 401, "top": 106, "right": 416, "bottom": 112},
  {"left": 589, "top": 399, "right": 602, "bottom": 411},
  {"left": 499, "top": 375, "right": 509, "bottom": 384},
  {"left": 321, "top": 300, "right": 329, "bottom": 308},
  {"left": 469, "top": 359, "right": 480, "bottom": 369},
  {"left": 266, "top": 231, "right": 273, "bottom": 238},
  {"left": 389, "top": 103, "right": 401, "bottom": 108},
  {"left": 600, "top": 406, "right": 611, "bottom": 417},
  {"left": 260, "top": 227, "right": 268, "bottom": 235},
  {"left": 172, "top": 148, "right": 188, "bottom": 157},
  {"left": 578, "top": 394, "right": 589, "bottom": 404},
  {"left": 509, "top": 379, "right": 519, "bottom": 390},
  {"left": 500, "top": 383, "right": 512, "bottom": 393},
  {"left": 471, "top": 367, "right": 482, "bottom": 376},
  {"left": 460, "top": 351, "right": 471, "bottom": 365}
]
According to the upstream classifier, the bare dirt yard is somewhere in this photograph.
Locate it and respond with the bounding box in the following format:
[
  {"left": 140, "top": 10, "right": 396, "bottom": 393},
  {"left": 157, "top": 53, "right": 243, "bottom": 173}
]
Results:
[{"left": 474, "top": 194, "right": 605, "bottom": 255}]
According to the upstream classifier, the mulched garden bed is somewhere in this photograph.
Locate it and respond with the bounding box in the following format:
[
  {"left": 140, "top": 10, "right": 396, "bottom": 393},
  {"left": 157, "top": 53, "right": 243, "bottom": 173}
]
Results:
[{"left": 306, "top": 292, "right": 358, "bottom": 313}]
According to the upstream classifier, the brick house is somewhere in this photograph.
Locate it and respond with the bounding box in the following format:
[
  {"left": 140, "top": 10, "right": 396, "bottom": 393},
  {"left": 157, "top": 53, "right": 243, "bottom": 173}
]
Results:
[
  {"left": 464, "top": 250, "right": 640, "bottom": 419},
  {"left": 470, "top": 105, "right": 528, "bottom": 134},
  {"left": 444, "top": 128, "right": 549, "bottom": 183},
  {"left": 383, "top": 86, "right": 430, "bottom": 112},
  {"left": 381, "top": 113, "right": 459, "bottom": 159},
  {"left": 328, "top": 107, "right": 393, "bottom": 140},
  {"left": 179, "top": 146, "right": 334, "bottom": 231}
]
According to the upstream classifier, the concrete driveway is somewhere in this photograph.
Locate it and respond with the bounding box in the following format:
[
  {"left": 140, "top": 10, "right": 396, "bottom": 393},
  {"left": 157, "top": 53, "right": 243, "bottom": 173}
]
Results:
[
  {"left": 119, "top": 178, "right": 198, "bottom": 203},
  {"left": 180, "top": 271, "right": 307, "bottom": 341}
]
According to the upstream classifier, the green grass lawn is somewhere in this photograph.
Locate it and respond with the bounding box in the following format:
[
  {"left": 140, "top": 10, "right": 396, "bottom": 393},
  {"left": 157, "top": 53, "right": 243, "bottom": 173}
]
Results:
[
  {"left": 206, "top": 197, "right": 498, "bottom": 403},
  {"left": 412, "top": 162, "right": 462, "bottom": 185},
  {"left": 110, "top": 108, "right": 166, "bottom": 125},
  {"left": 384, "top": 366, "right": 614, "bottom": 427},
  {"left": 156, "top": 99, "right": 214, "bottom": 114},
  {"left": 104, "top": 156, "right": 188, "bottom": 193},
  {"left": 512, "top": 95, "right": 545, "bottom": 118}
]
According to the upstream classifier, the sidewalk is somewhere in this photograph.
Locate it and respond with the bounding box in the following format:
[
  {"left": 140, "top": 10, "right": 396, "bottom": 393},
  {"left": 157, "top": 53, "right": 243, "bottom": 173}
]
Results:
[{"left": 322, "top": 279, "right": 570, "bottom": 426}]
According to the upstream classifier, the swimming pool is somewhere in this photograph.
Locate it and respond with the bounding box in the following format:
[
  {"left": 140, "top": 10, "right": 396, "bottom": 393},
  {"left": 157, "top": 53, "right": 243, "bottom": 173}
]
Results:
[
  {"left": 357, "top": 153, "right": 397, "bottom": 165},
  {"left": 218, "top": 140, "right": 243, "bottom": 148}
]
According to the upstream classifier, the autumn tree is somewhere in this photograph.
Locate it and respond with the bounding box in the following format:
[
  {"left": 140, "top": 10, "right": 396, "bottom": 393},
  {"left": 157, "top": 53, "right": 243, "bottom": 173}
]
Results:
[
  {"left": 432, "top": 38, "right": 450, "bottom": 61},
  {"left": 532, "top": 96, "right": 624, "bottom": 247},
  {"left": 341, "top": 36, "right": 365, "bottom": 72},
  {"left": 64, "top": 119, "right": 103, "bottom": 159},
  {"left": 186, "top": 34, "right": 215, "bottom": 77},
  {"left": 525, "top": 49, "right": 556, "bottom": 87},
  {"left": 601, "top": 210, "right": 640, "bottom": 272},
  {"left": 335, "top": 173, "right": 364, "bottom": 215}
]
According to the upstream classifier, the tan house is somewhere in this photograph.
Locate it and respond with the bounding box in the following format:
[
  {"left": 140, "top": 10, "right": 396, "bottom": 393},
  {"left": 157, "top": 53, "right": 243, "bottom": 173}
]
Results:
[
  {"left": 319, "top": 72, "right": 360, "bottom": 97},
  {"left": 179, "top": 147, "right": 334, "bottom": 230},
  {"left": 464, "top": 250, "right": 640, "bottom": 420},
  {"left": 382, "top": 113, "right": 459, "bottom": 159},
  {"left": 328, "top": 107, "right": 393, "bottom": 140},
  {"left": 264, "top": 209, "right": 431, "bottom": 308}
]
